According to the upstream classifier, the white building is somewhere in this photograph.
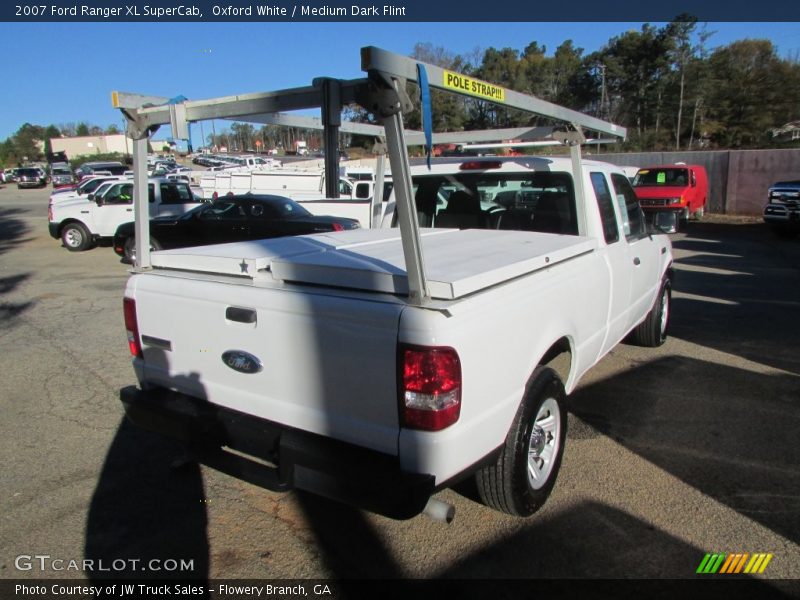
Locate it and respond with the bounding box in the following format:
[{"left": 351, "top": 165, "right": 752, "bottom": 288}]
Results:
[{"left": 49, "top": 134, "right": 142, "bottom": 159}]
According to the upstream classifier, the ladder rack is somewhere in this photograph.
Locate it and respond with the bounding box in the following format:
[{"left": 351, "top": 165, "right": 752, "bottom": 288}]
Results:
[{"left": 115, "top": 46, "right": 626, "bottom": 304}]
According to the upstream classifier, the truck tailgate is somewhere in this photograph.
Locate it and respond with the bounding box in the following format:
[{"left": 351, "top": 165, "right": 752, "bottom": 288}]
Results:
[
  {"left": 150, "top": 228, "right": 597, "bottom": 300},
  {"left": 130, "top": 272, "right": 404, "bottom": 455}
]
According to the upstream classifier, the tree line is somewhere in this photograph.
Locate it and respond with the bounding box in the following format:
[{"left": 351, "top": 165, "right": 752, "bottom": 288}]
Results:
[
  {"left": 4, "top": 18, "right": 799, "bottom": 167},
  {"left": 0, "top": 122, "right": 122, "bottom": 167},
  {"left": 383, "top": 17, "right": 800, "bottom": 152}
]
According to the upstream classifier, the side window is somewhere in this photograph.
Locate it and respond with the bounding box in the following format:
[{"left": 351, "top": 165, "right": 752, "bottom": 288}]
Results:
[
  {"left": 248, "top": 202, "right": 280, "bottom": 219},
  {"left": 355, "top": 182, "right": 370, "bottom": 199},
  {"left": 610, "top": 173, "right": 646, "bottom": 240},
  {"left": 160, "top": 184, "right": 181, "bottom": 204},
  {"left": 148, "top": 184, "right": 155, "bottom": 203},
  {"left": 103, "top": 184, "right": 133, "bottom": 205},
  {"left": 589, "top": 172, "right": 620, "bottom": 244},
  {"left": 338, "top": 179, "right": 352, "bottom": 197}
]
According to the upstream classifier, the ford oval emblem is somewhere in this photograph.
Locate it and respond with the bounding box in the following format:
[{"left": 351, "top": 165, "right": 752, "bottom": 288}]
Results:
[{"left": 221, "top": 350, "right": 263, "bottom": 374}]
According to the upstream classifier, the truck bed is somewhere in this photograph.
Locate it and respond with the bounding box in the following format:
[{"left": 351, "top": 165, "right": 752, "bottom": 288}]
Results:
[{"left": 149, "top": 228, "right": 597, "bottom": 300}]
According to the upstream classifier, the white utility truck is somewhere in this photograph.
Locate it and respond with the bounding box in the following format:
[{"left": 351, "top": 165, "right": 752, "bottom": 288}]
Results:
[
  {"left": 195, "top": 168, "right": 373, "bottom": 201},
  {"left": 116, "top": 48, "right": 672, "bottom": 521},
  {"left": 48, "top": 177, "right": 201, "bottom": 252}
]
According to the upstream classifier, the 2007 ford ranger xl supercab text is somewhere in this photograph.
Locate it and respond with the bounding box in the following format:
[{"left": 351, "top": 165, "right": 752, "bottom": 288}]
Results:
[{"left": 117, "top": 47, "right": 673, "bottom": 521}]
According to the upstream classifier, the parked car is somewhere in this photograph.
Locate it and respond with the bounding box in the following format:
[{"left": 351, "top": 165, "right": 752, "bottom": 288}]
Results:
[
  {"left": 50, "top": 164, "right": 75, "bottom": 189},
  {"left": 75, "top": 161, "right": 128, "bottom": 181},
  {"left": 113, "top": 194, "right": 360, "bottom": 263},
  {"left": 763, "top": 180, "right": 800, "bottom": 238},
  {"left": 632, "top": 163, "right": 708, "bottom": 232},
  {"left": 16, "top": 167, "right": 48, "bottom": 189}
]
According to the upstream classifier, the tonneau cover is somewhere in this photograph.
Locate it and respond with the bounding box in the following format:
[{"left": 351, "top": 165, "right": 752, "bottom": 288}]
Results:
[{"left": 149, "top": 228, "right": 596, "bottom": 301}]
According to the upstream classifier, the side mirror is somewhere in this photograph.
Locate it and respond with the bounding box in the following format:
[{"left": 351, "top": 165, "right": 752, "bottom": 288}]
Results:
[
  {"left": 95, "top": 196, "right": 104, "bottom": 206},
  {"left": 86, "top": 193, "right": 94, "bottom": 201},
  {"left": 649, "top": 211, "right": 677, "bottom": 234}
]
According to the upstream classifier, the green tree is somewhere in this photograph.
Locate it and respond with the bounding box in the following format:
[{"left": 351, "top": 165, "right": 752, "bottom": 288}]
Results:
[
  {"left": 705, "top": 40, "right": 789, "bottom": 147},
  {"left": 12, "top": 123, "right": 45, "bottom": 161},
  {"left": 43, "top": 124, "right": 61, "bottom": 156},
  {"left": 406, "top": 43, "right": 470, "bottom": 133}
]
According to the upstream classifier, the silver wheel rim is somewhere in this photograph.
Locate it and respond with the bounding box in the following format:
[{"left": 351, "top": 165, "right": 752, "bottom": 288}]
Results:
[
  {"left": 527, "top": 397, "right": 561, "bottom": 490},
  {"left": 64, "top": 228, "right": 83, "bottom": 248},
  {"left": 659, "top": 288, "right": 669, "bottom": 336}
]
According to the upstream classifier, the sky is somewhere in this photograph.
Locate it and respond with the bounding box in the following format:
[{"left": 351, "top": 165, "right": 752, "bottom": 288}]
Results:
[{"left": 1, "top": 21, "right": 799, "bottom": 147}]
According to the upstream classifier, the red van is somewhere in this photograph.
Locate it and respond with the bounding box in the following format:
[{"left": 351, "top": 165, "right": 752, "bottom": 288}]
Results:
[{"left": 632, "top": 164, "right": 708, "bottom": 229}]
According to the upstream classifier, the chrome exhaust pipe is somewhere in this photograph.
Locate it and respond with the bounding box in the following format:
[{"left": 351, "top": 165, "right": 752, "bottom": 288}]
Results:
[{"left": 423, "top": 497, "right": 455, "bottom": 523}]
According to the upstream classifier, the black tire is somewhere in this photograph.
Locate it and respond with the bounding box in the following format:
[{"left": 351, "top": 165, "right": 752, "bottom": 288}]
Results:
[
  {"left": 124, "top": 236, "right": 161, "bottom": 264},
  {"left": 631, "top": 278, "right": 671, "bottom": 347},
  {"left": 60, "top": 222, "right": 93, "bottom": 252},
  {"left": 475, "top": 366, "right": 567, "bottom": 516}
]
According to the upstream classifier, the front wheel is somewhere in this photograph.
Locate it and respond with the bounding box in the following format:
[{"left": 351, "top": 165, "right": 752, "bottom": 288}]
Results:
[
  {"left": 631, "top": 278, "right": 671, "bottom": 347},
  {"left": 475, "top": 367, "right": 567, "bottom": 516},
  {"left": 61, "top": 223, "right": 93, "bottom": 252}
]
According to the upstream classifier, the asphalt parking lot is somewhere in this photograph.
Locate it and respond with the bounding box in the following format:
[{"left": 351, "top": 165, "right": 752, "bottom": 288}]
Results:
[{"left": 0, "top": 184, "right": 798, "bottom": 593}]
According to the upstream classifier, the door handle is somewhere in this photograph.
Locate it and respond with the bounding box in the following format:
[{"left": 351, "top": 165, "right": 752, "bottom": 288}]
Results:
[
  {"left": 226, "top": 306, "right": 257, "bottom": 324},
  {"left": 633, "top": 257, "right": 641, "bottom": 266}
]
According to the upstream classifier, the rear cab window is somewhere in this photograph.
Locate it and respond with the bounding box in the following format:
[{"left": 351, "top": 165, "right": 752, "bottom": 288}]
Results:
[{"left": 409, "top": 170, "right": 579, "bottom": 235}]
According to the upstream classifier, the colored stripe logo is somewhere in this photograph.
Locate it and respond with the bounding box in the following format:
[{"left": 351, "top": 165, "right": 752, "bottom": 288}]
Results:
[{"left": 697, "top": 553, "right": 773, "bottom": 574}]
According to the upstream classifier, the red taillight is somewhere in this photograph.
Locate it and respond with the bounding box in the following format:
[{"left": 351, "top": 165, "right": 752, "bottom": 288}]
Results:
[
  {"left": 123, "top": 297, "right": 142, "bottom": 359},
  {"left": 212, "top": 191, "right": 219, "bottom": 200},
  {"left": 48, "top": 206, "right": 53, "bottom": 221},
  {"left": 459, "top": 160, "right": 503, "bottom": 171},
  {"left": 399, "top": 344, "right": 461, "bottom": 431},
  {"left": 331, "top": 222, "right": 344, "bottom": 232}
]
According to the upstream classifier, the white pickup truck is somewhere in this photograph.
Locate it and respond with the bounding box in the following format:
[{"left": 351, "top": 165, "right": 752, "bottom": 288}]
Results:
[
  {"left": 116, "top": 47, "right": 672, "bottom": 521},
  {"left": 48, "top": 177, "right": 201, "bottom": 251},
  {"left": 120, "top": 156, "right": 672, "bottom": 519}
]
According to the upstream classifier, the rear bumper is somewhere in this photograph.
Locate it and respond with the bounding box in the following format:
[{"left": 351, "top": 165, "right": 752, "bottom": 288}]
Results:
[
  {"left": 48, "top": 222, "right": 60, "bottom": 239},
  {"left": 120, "top": 385, "right": 435, "bottom": 519}
]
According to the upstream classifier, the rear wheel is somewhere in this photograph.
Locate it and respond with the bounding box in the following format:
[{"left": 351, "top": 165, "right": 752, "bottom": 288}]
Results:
[
  {"left": 694, "top": 205, "right": 705, "bottom": 220},
  {"left": 475, "top": 367, "right": 567, "bottom": 516},
  {"left": 61, "top": 223, "right": 92, "bottom": 252},
  {"left": 124, "top": 236, "right": 161, "bottom": 264},
  {"left": 631, "top": 278, "right": 671, "bottom": 347}
]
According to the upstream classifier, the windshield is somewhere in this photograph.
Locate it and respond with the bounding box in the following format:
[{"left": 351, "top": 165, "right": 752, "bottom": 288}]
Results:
[{"left": 633, "top": 168, "right": 689, "bottom": 187}]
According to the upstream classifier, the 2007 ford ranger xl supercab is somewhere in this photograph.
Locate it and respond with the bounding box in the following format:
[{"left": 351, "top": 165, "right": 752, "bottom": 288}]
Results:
[{"left": 116, "top": 47, "right": 672, "bottom": 521}]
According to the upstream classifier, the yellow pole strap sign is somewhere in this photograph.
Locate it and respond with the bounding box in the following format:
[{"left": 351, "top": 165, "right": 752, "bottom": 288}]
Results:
[{"left": 443, "top": 70, "right": 506, "bottom": 103}]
